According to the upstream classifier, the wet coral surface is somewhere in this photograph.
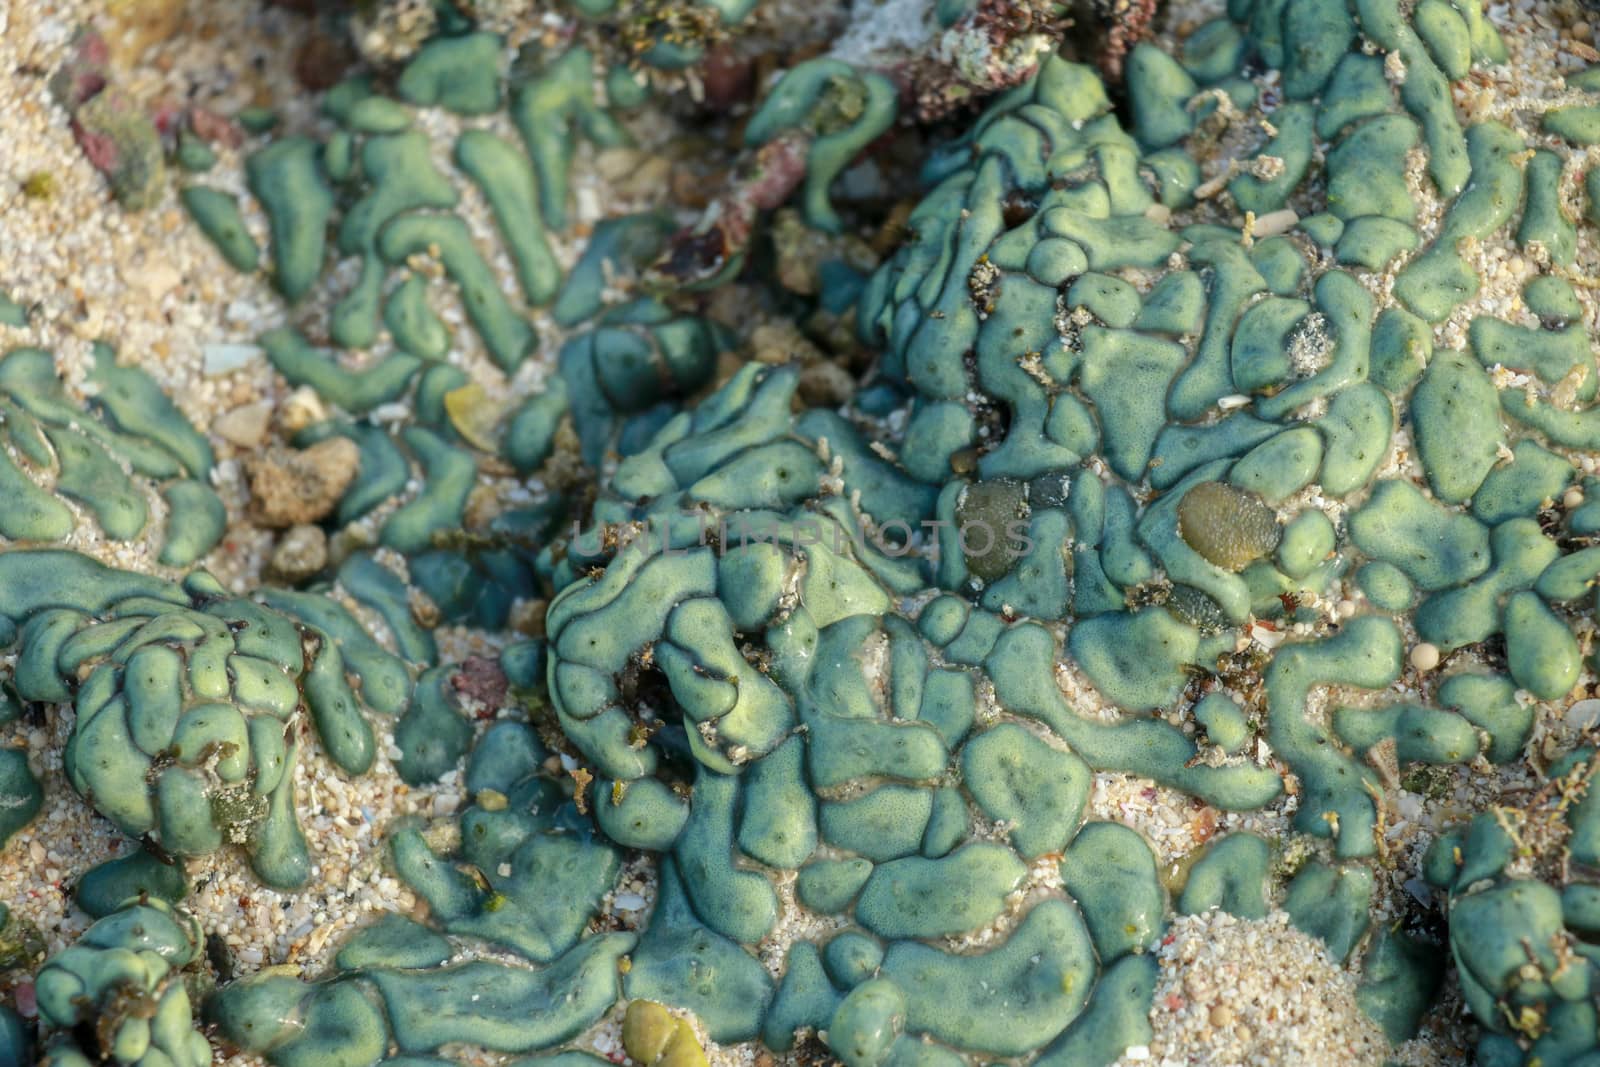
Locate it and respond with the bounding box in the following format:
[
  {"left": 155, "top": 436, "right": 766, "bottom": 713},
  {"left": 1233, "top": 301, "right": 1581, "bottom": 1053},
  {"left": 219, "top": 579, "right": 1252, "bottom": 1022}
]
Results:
[{"left": 5, "top": 1, "right": 1600, "bottom": 1066}]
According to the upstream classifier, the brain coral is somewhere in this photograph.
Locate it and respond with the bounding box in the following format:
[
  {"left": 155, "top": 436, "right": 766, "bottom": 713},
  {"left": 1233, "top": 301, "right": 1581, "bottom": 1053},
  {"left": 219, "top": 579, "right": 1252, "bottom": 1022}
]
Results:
[{"left": 4, "top": 0, "right": 1600, "bottom": 1066}]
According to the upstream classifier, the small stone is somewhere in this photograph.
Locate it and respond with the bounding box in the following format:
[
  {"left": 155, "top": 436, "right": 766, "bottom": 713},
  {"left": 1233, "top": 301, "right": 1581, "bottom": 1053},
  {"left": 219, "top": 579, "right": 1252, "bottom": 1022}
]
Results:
[
  {"left": 294, "top": 25, "right": 354, "bottom": 91},
  {"left": 21, "top": 171, "right": 55, "bottom": 200},
  {"left": 279, "top": 386, "right": 328, "bottom": 434},
  {"left": 1177, "top": 481, "right": 1281, "bottom": 571},
  {"left": 203, "top": 342, "right": 263, "bottom": 376},
  {"left": 798, "top": 361, "right": 857, "bottom": 408},
  {"left": 511, "top": 598, "right": 548, "bottom": 638},
  {"left": 1566, "top": 699, "right": 1600, "bottom": 732},
  {"left": 105, "top": 0, "right": 185, "bottom": 62},
  {"left": 1209, "top": 1004, "right": 1234, "bottom": 1028},
  {"left": 269, "top": 524, "right": 329, "bottom": 581},
  {"left": 1252, "top": 209, "right": 1299, "bottom": 237},
  {"left": 1409, "top": 643, "right": 1441, "bottom": 672},
  {"left": 451, "top": 656, "right": 508, "bottom": 711},
  {"left": 130, "top": 261, "right": 182, "bottom": 301},
  {"left": 213, "top": 400, "right": 273, "bottom": 447},
  {"left": 49, "top": 29, "right": 109, "bottom": 110},
  {"left": 247, "top": 438, "right": 360, "bottom": 527},
  {"left": 70, "top": 89, "right": 165, "bottom": 211}
]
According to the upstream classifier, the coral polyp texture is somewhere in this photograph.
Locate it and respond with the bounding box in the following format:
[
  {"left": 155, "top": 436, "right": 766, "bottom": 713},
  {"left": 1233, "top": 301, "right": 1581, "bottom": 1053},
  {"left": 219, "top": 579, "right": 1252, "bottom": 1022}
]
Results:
[{"left": 5, "top": 0, "right": 1600, "bottom": 1065}]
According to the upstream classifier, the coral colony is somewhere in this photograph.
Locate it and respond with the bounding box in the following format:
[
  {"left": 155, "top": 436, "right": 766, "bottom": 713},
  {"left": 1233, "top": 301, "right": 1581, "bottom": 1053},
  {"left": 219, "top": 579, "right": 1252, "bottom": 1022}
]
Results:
[{"left": 8, "top": 0, "right": 1600, "bottom": 1064}]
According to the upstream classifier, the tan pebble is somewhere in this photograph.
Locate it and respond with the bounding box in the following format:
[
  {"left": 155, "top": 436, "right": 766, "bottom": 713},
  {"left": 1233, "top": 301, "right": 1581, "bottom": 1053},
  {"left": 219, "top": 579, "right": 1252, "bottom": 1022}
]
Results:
[
  {"left": 622, "top": 156, "right": 674, "bottom": 201},
  {"left": 463, "top": 484, "right": 503, "bottom": 530},
  {"left": 279, "top": 386, "right": 328, "bottom": 435},
  {"left": 798, "top": 361, "right": 857, "bottom": 408},
  {"left": 1410, "top": 642, "right": 1441, "bottom": 671},
  {"left": 511, "top": 598, "right": 548, "bottom": 638},
  {"left": 1251, "top": 208, "right": 1299, "bottom": 238},
  {"left": 213, "top": 400, "right": 274, "bottom": 448},
  {"left": 246, "top": 438, "right": 360, "bottom": 527},
  {"left": 1565, "top": 487, "right": 1585, "bottom": 510},
  {"left": 127, "top": 260, "right": 182, "bottom": 300},
  {"left": 410, "top": 586, "right": 441, "bottom": 628},
  {"left": 749, "top": 320, "right": 824, "bottom": 366},
  {"left": 593, "top": 146, "right": 648, "bottom": 183},
  {"left": 269, "top": 524, "right": 329, "bottom": 581},
  {"left": 1209, "top": 1004, "right": 1234, "bottom": 1028}
]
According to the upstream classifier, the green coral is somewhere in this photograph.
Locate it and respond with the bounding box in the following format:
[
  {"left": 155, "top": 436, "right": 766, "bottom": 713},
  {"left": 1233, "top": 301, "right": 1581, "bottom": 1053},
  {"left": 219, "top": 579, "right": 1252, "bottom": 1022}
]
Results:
[
  {"left": 18, "top": 1, "right": 1600, "bottom": 1066},
  {"left": 0, "top": 344, "right": 224, "bottom": 564},
  {"left": 34, "top": 900, "right": 209, "bottom": 1067},
  {"left": 0, "top": 550, "right": 415, "bottom": 886}
]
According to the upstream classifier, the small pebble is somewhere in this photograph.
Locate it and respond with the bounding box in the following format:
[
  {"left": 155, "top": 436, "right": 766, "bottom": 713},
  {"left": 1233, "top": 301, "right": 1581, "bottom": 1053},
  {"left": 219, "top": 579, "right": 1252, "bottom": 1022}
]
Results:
[
  {"left": 1409, "top": 643, "right": 1441, "bottom": 671},
  {"left": 1567, "top": 698, "right": 1600, "bottom": 732},
  {"left": 213, "top": 399, "right": 273, "bottom": 448},
  {"left": 270, "top": 524, "right": 329, "bottom": 581},
  {"left": 247, "top": 438, "right": 360, "bottom": 527},
  {"left": 1252, "top": 208, "right": 1299, "bottom": 237},
  {"left": 202, "top": 341, "right": 263, "bottom": 376}
]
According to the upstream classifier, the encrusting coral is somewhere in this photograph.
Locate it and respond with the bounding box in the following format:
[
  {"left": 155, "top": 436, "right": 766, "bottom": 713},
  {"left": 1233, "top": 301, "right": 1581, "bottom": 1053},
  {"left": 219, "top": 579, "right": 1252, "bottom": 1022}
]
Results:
[{"left": 5, "top": 0, "right": 1600, "bottom": 1065}]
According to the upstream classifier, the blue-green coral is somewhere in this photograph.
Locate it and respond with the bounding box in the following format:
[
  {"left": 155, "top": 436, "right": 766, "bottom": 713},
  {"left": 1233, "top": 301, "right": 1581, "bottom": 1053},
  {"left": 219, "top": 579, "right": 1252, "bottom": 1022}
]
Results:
[
  {"left": 12, "top": 0, "right": 1600, "bottom": 1065},
  {"left": 0, "top": 344, "right": 223, "bottom": 564},
  {"left": 181, "top": 31, "right": 743, "bottom": 628},
  {"left": 0, "top": 549, "right": 427, "bottom": 886},
  {"left": 34, "top": 900, "right": 208, "bottom": 1067}
]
